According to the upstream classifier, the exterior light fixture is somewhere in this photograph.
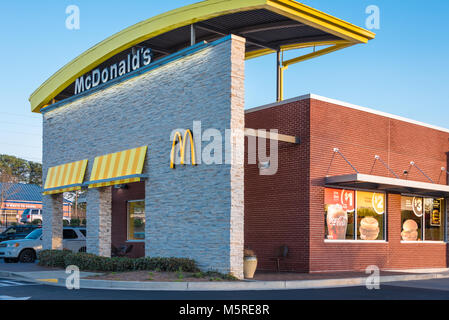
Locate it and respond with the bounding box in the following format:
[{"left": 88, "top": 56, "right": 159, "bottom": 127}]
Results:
[
  {"left": 259, "top": 161, "right": 270, "bottom": 170},
  {"left": 114, "top": 184, "right": 128, "bottom": 190}
]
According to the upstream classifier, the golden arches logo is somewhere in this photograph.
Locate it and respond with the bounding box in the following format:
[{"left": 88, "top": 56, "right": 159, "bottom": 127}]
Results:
[{"left": 170, "top": 129, "right": 196, "bottom": 169}]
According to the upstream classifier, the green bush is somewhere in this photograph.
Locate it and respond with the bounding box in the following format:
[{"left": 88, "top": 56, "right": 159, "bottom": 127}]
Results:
[
  {"left": 31, "top": 219, "right": 42, "bottom": 225},
  {"left": 37, "top": 250, "right": 199, "bottom": 273},
  {"left": 38, "top": 250, "right": 72, "bottom": 268},
  {"left": 63, "top": 220, "right": 69, "bottom": 226},
  {"left": 70, "top": 218, "right": 80, "bottom": 227},
  {"left": 81, "top": 219, "right": 86, "bottom": 226}
]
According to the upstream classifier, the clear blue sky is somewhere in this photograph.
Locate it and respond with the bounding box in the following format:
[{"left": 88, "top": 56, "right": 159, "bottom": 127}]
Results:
[{"left": 0, "top": 0, "right": 448, "bottom": 163}]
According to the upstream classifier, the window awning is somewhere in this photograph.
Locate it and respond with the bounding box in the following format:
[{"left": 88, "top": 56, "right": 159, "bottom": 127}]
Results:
[
  {"left": 326, "top": 174, "right": 449, "bottom": 197},
  {"left": 43, "top": 160, "right": 88, "bottom": 195},
  {"left": 88, "top": 146, "right": 148, "bottom": 188}
]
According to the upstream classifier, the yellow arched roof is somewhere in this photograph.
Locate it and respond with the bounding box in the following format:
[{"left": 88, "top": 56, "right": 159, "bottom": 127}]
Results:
[{"left": 29, "top": 0, "right": 375, "bottom": 113}]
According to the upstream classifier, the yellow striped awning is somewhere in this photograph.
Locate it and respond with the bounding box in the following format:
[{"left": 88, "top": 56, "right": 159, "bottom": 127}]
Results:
[
  {"left": 43, "top": 160, "right": 88, "bottom": 195},
  {"left": 88, "top": 146, "right": 147, "bottom": 188}
]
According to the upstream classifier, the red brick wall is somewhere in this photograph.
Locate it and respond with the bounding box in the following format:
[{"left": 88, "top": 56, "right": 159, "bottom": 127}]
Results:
[
  {"left": 245, "top": 97, "right": 449, "bottom": 273},
  {"left": 112, "top": 181, "right": 145, "bottom": 258},
  {"left": 244, "top": 99, "right": 310, "bottom": 272},
  {"left": 309, "top": 98, "right": 449, "bottom": 272}
]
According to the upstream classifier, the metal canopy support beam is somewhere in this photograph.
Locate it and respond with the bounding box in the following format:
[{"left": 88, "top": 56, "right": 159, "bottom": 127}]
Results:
[
  {"left": 233, "top": 21, "right": 304, "bottom": 34},
  {"left": 195, "top": 22, "right": 278, "bottom": 51},
  {"left": 276, "top": 42, "right": 353, "bottom": 102},
  {"left": 190, "top": 24, "right": 196, "bottom": 46},
  {"left": 245, "top": 128, "right": 300, "bottom": 144},
  {"left": 276, "top": 50, "right": 283, "bottom": 102}
]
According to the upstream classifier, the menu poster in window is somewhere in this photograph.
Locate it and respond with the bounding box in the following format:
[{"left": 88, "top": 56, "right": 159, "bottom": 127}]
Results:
[
  {"left": 324, "top": 188, "right": 355, "bottom": 212},
  {"left": 431, "top": 199, "right": 441, "bottom": 226},
  {"left": 356, "top": 191, "right": 384, "bottom": 240},
  {"left": 401, "top": 197, "right": 423, "bottom": 217},
  {"left": 325, "top": 189, "right": 354, "bottom": 240},
  {"left": 356, "top": 191, "right": 385, "bottom": 215}
]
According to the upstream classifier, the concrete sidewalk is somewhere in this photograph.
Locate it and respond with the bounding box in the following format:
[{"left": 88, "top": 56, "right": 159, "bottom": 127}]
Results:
[{"left": 1, "top": 263, "right": 449, "bottom": 291}]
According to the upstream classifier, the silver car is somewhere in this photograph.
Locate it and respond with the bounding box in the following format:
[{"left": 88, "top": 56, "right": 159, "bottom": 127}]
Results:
[{"left": 0, "top": 227, "right": 87, "bottom": 263}]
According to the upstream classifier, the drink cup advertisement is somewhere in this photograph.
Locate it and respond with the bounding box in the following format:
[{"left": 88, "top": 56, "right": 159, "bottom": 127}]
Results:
[{"left": 325, "top": 188, "right": 354, "bottom": 240}]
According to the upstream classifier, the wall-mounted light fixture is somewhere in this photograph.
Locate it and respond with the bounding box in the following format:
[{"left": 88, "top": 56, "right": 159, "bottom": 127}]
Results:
[
  {"left": 259, "top": 161, "right": 271, "bottom": 170},
  {"left": 114, "top": 184, "right": 128, "bottom": 190}
]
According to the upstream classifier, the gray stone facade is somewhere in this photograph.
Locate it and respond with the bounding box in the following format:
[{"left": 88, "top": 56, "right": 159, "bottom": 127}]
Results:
[
  {"left": 42, "top": 193, "right": 63, "bottom": 250},
  {"left": 86, "top": 187, "right": 112, "bottom": 257},
  {"left": 42, "top": 35, "right": 246, "bottom": 278}
]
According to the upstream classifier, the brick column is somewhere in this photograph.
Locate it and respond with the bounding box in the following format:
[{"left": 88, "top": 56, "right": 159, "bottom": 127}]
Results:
[
  {"left": 86, "top": 187, "right": 112, "bottom": 257},
  {"left": 42, "top": 194, "right": 64, "bottom": 250},
  {"left": 229, "top": 35, "right": 246, "bottom": 279}
]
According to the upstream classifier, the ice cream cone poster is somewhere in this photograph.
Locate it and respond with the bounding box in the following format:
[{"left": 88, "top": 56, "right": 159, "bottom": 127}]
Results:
[{"left": 325, "top": 188, "right": 354, "bottom": 240}]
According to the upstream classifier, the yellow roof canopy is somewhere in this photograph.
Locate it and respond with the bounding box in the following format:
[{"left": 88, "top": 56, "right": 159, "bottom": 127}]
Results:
[
  {"left": 43, "top": 160, "right": 88, "bottom": 195},
  {"left": 88, "top": 146, "right": 148, "bottom": 188},
  {"left": 29, "top": 0, "right": 375, "bottom": 113}
]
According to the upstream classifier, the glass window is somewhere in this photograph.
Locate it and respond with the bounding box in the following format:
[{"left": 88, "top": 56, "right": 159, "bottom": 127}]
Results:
[
  {"left": 63, "top": 229, "right": 78, "bottom": 239},
  {"left": 424, "top": 198, "right": 445, "bottom": 241},
  {"left": 325, "top": 188, "right": 355, "bottom": 240},
  {"left": 26, "top": 229, "right": 42, "bottom": 240},
  {"left": 127, "top": 201, "right": 145, "bottom": 241},
  {"left": 401, "top": 196, "right": 423, "bottom": 241},
  {"left": 325, "top": 189, "right": 386, "bottom": 241},
  {"left": 356, "top": 191, "right": 385, "bottom": 240}
]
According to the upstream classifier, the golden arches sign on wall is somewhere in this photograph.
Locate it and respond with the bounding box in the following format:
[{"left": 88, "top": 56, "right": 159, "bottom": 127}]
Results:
[{"left": 170, "top": 130, "right": 196, "bottom": 169}]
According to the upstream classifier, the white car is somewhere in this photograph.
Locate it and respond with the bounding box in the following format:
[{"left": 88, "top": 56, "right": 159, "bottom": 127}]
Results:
[
  {"left": 0, "top": 227, "right": 86, "bottom": 263},
  {"left": 20, "top": 209, "right": 71, "bottom": 225}
]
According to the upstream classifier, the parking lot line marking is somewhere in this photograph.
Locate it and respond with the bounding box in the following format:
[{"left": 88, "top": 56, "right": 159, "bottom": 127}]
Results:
[{"left": 37, "top": 278, "right": 59, "bottom": 283}]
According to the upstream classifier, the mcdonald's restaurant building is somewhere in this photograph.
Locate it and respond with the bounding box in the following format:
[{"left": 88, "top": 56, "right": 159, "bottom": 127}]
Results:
[{"left": 30, "top": 1, "right": 449, "bottom": 278}]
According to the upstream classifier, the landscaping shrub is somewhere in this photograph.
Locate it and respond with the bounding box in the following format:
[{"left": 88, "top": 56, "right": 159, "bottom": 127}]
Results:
[
  {"left": 38, "top": 250, "right": 72, "bottom": 268},
  {"left": 133, "top": 257, "right": 199, "bottom": 273},
  {"left": 70, "top": 218, "right": 80, "bottom": 227},
  {"left": 37, "top": 250, "right": 199, "bottom": 273}
]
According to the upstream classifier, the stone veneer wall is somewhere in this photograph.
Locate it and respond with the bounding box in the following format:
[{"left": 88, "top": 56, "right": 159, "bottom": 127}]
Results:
[{"left": 42, "top": 35, "right": 246, "bottom": 278}]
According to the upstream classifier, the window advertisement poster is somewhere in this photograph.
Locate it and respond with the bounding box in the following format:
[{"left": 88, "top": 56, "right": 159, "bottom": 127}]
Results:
[
  {"left": 356, "top": 191, "right": 385, "bottom": 240},
  {"left": 430, "top": 199, "right": 441, "bottom": 226},
  {"left": 127, "top": 200, "right": 145, "bottom": 241},
  {"left": 324, "top": 188, "right": 355, "bottom": 240},
  {"left": 424, "top": 198, "right": 445, "bottom": 241},
  {"left": 401, "top": 196, "right": 422, "bottom": 241}
]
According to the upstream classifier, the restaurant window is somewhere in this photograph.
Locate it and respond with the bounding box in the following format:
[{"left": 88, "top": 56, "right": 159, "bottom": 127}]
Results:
[
  {"left": 325, "top": 188, "right": 355, "bottom": 240},
  {"left": 401, "top": 196, "right": 445, "bottom": 242},
  {"left": 401, "top": 196, "right": 423, "bottom": 241},
  {"left": 356, "top": 191, "right": 385, "bottom": 241},
  {"left": 325, "top": 188, "right": 386, "bottom": 241},
  {"left": 424, "top": 198, "right": 445, "bottom": 241},
  {"left": 127, "top": 200, "right": 145, "bottom": 241}
]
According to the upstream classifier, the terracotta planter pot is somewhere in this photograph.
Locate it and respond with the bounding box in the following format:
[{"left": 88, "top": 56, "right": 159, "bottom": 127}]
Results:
[{"left": 244, "top": 256, "right": 258, "bottom": 279}]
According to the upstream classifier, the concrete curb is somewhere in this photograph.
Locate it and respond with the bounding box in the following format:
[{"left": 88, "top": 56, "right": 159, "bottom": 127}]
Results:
[{"left": 2, "top": 270, "right": 449, "bottom": 291}]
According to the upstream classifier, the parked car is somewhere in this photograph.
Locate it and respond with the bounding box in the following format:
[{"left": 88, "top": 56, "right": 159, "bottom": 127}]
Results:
[
  {"left": 0, "top": 227, "right": 87, "bottom": 263},
  {"left": 0, "top": 225, "right": 40, "bottom": 242},
  {"left": 20, "top": 209, "right": 71, "bottom": 224}
]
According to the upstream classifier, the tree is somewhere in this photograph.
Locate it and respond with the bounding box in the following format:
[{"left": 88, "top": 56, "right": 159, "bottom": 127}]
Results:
[
  {"left": 0, "top": 155, "right": 42, "bottom": 186},
  {"left": 0, "top": 167, "right": 20, "bottom": 227}
]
